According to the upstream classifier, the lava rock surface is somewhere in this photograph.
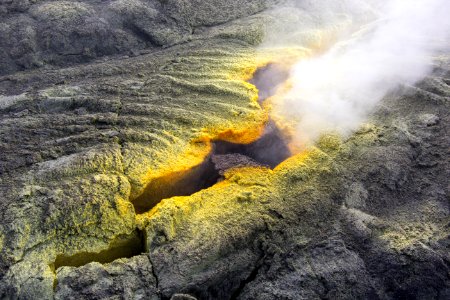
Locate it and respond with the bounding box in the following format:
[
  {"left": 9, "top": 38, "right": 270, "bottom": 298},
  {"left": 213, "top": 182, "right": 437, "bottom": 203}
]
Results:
[{"left": 0, "top": 1, "right": 449, "bottom": 300}]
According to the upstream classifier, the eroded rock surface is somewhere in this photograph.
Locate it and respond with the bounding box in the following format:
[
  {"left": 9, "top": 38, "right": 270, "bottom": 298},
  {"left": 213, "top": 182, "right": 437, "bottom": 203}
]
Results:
[
  {"left": 0, "top": 0, "right": 273, "bottom": 76},
  {"left": 55, "top": 255, "right": 158, "bottom": 300},
  {"left": 0, "top": 1, "right": 449, "bottom": 299}
]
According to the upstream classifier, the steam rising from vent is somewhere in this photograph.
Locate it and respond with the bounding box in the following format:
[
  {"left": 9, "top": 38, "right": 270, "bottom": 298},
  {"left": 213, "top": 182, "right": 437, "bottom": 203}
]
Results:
[{"left": 268, "top": 0, "right": 450, "bottom": 145}]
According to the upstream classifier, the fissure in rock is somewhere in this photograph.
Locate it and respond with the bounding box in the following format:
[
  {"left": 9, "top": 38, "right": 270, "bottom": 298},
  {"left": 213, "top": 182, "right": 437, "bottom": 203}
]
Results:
[
  {"left": 52, "top": 229, "right": 146, "bottom": 270},
  {"left": 132, "top": 63, "right": 291, "bottom": 214},
  {"left": 49, "top": 64, "right": 290, "bottom": 274}
]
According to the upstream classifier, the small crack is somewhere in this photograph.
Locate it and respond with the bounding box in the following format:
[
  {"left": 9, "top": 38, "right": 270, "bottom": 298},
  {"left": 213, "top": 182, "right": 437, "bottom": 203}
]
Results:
[
  {"left": 52, "top": 266, "right": 58, "bottom": 293},
  {"left": 230, "top": 248, "right": 266, "bottom": 300},
  {"left": 148, "top": 252, "right": 161, "bottom": 298}
]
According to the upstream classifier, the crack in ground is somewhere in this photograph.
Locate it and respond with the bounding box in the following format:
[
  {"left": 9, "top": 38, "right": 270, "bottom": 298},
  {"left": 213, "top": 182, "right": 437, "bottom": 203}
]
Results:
[
  {"left": 52, "top": 229, "right": 146, "bottom": 270},
  {"left": 148, "top": 252, "right": 161, "bottom": 298},
  {"left": 230, "top": 244, "right": 267, "bottom": 300},
  {"left": 132, "top": 63, "right": 291, "bottom": 214},
  {"left": 131, "top": 124, "right": 291, "bottom": 214},
  {"left": 49, "top": 63, "right": 290, "bottom": 292}
]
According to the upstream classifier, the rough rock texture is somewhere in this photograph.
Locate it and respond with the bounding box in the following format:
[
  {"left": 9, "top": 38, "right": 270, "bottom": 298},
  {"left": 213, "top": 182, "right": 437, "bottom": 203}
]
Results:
[
  {"left": 0, "top": 1, "right": 449, "bottom": 299},
  {"left": 212, "top": 154, "right": 267, "bottom": 175},
  {"left": 0, "top": 0, "right": 272, "bottom": 75},
  {"left": 55, "top": 255, "right": 158, "bottom": 299}
]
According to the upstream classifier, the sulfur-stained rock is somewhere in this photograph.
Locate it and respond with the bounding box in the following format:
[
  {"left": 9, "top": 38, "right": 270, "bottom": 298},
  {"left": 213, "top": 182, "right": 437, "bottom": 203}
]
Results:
[
  {"left": 0, "top": 260, "right": 55, "bottom": 299},
  {"left": 0, "top": 1, "right": 449, "bottom": 299},
  {"left": 55, "top": 255, "right": 158, "bottom": 300},
  {"left": 0, "top": 23, "right": 274, "bottom": 294}
]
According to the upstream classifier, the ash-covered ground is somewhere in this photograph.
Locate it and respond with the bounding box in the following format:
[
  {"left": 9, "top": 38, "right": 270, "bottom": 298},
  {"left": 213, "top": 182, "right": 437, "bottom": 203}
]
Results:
[{"left": 0, "top": 1, "right": 449, "bottom": 299}]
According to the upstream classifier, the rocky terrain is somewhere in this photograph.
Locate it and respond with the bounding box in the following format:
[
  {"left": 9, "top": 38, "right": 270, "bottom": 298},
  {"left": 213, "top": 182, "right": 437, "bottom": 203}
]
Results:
[{"left": 0, "top": 0, "right": 449, "bottom": 299}]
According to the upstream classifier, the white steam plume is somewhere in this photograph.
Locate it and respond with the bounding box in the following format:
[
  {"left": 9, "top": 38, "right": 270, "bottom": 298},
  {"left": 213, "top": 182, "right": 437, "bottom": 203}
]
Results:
[{"left": 273, "top": 0, "right": 450, "bottom": 144}]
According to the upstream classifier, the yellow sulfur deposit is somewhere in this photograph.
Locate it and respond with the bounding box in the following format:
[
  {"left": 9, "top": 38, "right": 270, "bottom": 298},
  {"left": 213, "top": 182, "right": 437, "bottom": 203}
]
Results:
[{"left": 128, "top": 46, "right": 310, "bottom": 211}]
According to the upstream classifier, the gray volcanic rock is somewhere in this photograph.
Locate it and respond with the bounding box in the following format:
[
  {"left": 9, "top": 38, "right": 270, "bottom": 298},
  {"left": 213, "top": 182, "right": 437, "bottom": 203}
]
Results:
[
  {"left": 0, "top": 0, "right": 272, "bottom": 75},
  {"left": 212, "top": 154, "right": 268, "bottom": 175},
  {"left": 239, "top": 238, "right": 379, "bottom": 299},
  {"left": 55, "top": 255, "right": 158, "bottom": 300}
]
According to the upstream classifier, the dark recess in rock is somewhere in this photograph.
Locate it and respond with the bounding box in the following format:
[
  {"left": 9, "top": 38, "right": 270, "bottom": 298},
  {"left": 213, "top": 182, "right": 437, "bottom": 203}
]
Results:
[
  {"left": 248, "top": 63, "right": 290, "bottom": 103},
  {"left": 214, "top": 120, "right": 291, "bottom": 169},
  {"left": 53, "top": 229, "right": 146, "bottom": 269},
  {"left": 132, "top": 63, "right": 291, "bottom": 214},
  {"left": 132, "top": 122, "right": 291, "bottom": 214}
]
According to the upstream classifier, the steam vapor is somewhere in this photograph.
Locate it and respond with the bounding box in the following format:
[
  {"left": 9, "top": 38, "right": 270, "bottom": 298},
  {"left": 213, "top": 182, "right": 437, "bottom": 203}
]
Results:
[{"left": 271, "top": 0, "right": 450, "bottom": 144}]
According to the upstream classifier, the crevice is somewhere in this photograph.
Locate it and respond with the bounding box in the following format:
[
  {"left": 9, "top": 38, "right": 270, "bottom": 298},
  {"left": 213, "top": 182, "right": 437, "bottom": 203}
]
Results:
[
  {"left": 132, "top": 63, "right": 291, "bottom": 214},
  {"left": 50, "top": 264, "right": 58, "bottom": 292},
  {"left": 126, "top": 23, "right": 162, "bottom": 47},
  {"left": 132, "top": 121, "right": 291, "bottom": 214},
  {"left": 248, "top": 63, "right": 290, "bottom": 104},
  {"left": 230, "top": 252, "right": 266, "bottom": 300},
  {"left": 214, "top": 120, "right": 291, "bottom": 169},
  {"left": 44, "top": 63, "right": 290, "bottom": 294},
  {"left": 132, "top": 155, "right": 220, "bottom": 214},
  {"left": 148, "top": 252, "right": 161, "bottom": 297},
  {"left": 52, "top": 229, "right": 146, "bottom": 270}
]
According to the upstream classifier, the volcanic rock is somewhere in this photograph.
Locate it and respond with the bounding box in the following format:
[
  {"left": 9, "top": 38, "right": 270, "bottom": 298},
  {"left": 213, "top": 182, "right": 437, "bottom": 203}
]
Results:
[{"left": 0, "top": 1, "right": 449, "bottom": 299}]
